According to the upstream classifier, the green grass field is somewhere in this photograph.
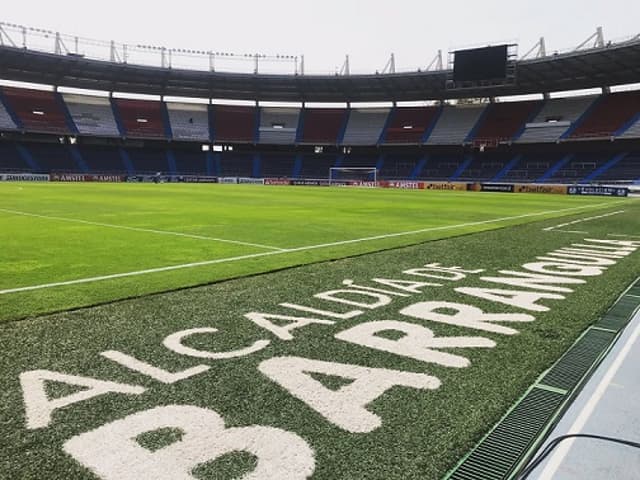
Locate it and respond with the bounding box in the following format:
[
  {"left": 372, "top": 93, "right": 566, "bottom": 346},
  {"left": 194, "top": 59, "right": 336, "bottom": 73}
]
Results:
[
  {"left": 0, "top": 183, "right": 630, "bottom": 321},
  {"left": 1, "top": 183, "right": 639, "bottom": 479}
]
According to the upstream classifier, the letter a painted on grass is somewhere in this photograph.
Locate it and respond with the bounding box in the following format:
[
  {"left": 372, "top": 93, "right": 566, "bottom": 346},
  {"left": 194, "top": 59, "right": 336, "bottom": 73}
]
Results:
[
  {"left": 258, "top": 356, "right": 440, "bottom": 433},
  {"left": 64, "top": 405, "right": 315, "bottom": 480},
  {"left": 20, "top": 370, "right": 145, "bottom": 429},
  {"left": 335, "top": 320, "right": 495, "bottom": 368}
]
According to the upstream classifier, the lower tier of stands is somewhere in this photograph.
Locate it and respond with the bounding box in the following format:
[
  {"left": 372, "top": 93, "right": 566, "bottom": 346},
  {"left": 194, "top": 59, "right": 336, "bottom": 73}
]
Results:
[{"left": 1, "top": 141, "right": 638, "bottom": 184}]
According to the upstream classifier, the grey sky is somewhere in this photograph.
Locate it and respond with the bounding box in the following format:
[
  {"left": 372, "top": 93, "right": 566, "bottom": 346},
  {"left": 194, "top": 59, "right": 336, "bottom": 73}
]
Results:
[{"left": 3, "top": 0, "right": 640, "bottom": 74}]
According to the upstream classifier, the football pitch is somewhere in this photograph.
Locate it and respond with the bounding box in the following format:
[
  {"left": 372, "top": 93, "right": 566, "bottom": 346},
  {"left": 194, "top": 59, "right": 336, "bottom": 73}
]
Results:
[
  {"left": 1, "top": 182, "right": 639, "bottom": 479},
  {"left": 0, "top": 182, "right": 632, "bottom": 321}
]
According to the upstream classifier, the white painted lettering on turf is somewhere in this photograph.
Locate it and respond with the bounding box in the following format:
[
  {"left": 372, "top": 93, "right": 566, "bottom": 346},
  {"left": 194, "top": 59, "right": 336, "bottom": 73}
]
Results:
[
  {"left": 400, "top": 302, "right": 534, "bottom": 336},
  {"left": 539, "top": 254, "right": 616, "bottom": 266},
  {"left": 163, "top": 328, "right": 270, "bottom": 359},
  {"left": 455, "top": 287, "right": 564, "bottom": 312},
  {"left": 20, "top": 370, "right": 145, "bottom": 429},
  {"left": 101, "top": 351, "right": 211, "bottom": 384},
  {"left": 403, "top": 263, "right": 484, "bottom": 282},
  {"left": 63, "top": 405, "right": 315, "bottom": 480},
  {"left": 370, "top": 278, "right": 441, "bottom": 294},
  {"left": 335, "top": 320, "right": 495, "bottom": 368},
  {"left": 258, "top": 356, "right": 440, "bottom": 433},
  {"left": 279, "top": 303, "right": 363, "bottom": 320},
  {"left": 314, "top": 290, "right": 392, "bottom": 309},
  {"left": 244, "top": 312, "right": 335, "bottom": 341},
  {"left": 480, "top": 270, "right": 585, "bottom": 293},
  {"left": 523, "top": 262, "right": 604, "bottom": 277}
]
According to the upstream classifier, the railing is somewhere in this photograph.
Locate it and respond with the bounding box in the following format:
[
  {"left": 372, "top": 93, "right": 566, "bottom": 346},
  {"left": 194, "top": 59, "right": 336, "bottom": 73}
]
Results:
[{"left": 0, "top": 21, "right": 301, "bottom": 75}]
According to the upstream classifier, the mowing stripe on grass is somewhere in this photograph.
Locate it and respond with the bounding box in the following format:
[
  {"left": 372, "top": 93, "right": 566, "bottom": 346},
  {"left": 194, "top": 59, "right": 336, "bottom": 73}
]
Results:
[
  {"left": 0, "top": 208, "right": 285, "bottom": 251},
  {"left": 542, "top": 210, "right": 625, "bottom": 231},
  {"left": 0, "top": 201, "right": 625, "bottom": 295}
]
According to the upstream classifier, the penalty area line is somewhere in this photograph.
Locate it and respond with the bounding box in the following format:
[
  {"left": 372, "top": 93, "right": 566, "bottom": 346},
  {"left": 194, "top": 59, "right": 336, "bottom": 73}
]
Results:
[
  {"left": 0, "top": 200, "right": 624, "bottom": 295},
  {"left": 0, "top": 208, "right": 285, "bottom": 252}
]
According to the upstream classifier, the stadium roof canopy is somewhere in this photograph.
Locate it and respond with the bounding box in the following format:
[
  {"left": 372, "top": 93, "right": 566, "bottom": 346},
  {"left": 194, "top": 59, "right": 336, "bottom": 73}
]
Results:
[{"left": 1, "top": 37, "right": 640, "bottom": 102}]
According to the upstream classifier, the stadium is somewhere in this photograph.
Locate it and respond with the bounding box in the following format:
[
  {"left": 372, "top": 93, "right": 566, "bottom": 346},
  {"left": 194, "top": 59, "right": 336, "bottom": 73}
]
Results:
[{"left": 0, "top": 4, "right": 639, "bottom": 479}]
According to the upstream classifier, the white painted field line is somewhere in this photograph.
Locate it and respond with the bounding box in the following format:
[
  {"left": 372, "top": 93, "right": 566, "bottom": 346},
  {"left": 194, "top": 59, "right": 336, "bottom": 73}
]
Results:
[
  {"left": 538, "top": 319, "right": 640, "bottom": 479},
  {"left": 542, "top": 210, "right": 625, "bottom": 231},
  {"left": 551, "top": 230, "right": 589, "bottom": 235},
  {"left": 0, "top": 201, "right": 623, "bottom": 295},
  {"left": 608, "top": 233, "right": 640, "bottom": 239},
  {"left": 0, "top": 208, "right": 285, "bottom": 252}
]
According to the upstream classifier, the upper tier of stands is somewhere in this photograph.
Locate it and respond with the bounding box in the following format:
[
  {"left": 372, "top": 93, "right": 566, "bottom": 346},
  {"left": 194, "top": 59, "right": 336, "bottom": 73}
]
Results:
[
  {"left": 383, "top": 107, "right": 441, "bottom": 144},
  {"left": 259, "top": 108, "right": 300, "bottom": 144},
  {"left": 341, "top": 108, "right": 390, "bottom": 145},
  {"left": 569, "top": 91, "right": 640, "bottom": 138},
  {"left": 114, "top": 98, "right": 167, "bottom": 139},
  {"left": 517, "top": 96, "right": 596, "bottom": 143},
  {"left": 299, "top": 109, "right": 346, "bottom": 144},
  {"left": 166, "top": 103, "right": 210, "bottom": 142},
  {"left": 1, "top": 87, "right": 70, "bottom": 134},
  {"left": 471, "top": 100, "right": 541, "bottom": 143},
  {"left": 63, "top": 94, "right": 120, "bottom": 137},
  {"left": 1, "top": 87, "right": 640, "bottom": 147},
  {"left": 0, "top": 94, "right": 17, "bottom": 130},
  {"left": 425, "top": 105, "right": 485, "bottom": 145},
  {"left": 212, "top": 105, "right": 256, "bottom": 143}
]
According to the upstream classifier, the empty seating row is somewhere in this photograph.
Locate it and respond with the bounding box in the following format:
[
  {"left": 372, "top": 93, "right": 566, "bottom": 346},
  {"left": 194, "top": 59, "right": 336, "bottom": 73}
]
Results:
[
  {"left": 517, "top": 96, "right": 596, "bottom": 143},
  {"left": 2, "top": 86, "right": 640, "bottom": 145}
]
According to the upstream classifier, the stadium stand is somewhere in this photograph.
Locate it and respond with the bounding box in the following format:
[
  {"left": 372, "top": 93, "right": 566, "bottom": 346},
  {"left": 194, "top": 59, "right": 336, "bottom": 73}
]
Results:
[
  {"left": 594, "top": 152, "right": 639, "bottom": 182},
  {"left": 568, "top": 90, "right": 640, "bottom": 138},
  {"left": 299, "top": 108, "right": 347, "bottom": 144},
  {"left": 113, "top": 98, "right": 167, "bottom": 139},
  {"left": 78, "top": 145, "right": 125, "bottom": 173},
  {"left": 517, "top": 95, "right": 596, "bottom": 143},
  {"left": 620, "top": 115, "right": 640, "bottom": 139},
  {"left": 0, "top": 142, "right": 30, "bottom": 171},
  {"left": 212, "top": 105, "right": 257, "bottom": 143},
  {"left": 1, "top": 87, "right": 71, "bottom": 134},
  {"left": 218, "top": 152, "right": 255, "bottom": 177},
  {"left": 63, "top": 94, "right": 121, "bottom": 137},
  {"left": 457, "top": 151, "right": 516, "bottom": 181},
  {"left": 471, "top": 100, "right": 542, "bottom": 144},
  {"left": 425, "top": 105, "right": 485, "bottom": 145},
  {"left": 492, "top": 152, "right": 549, "bottom": 182},
  {"left": 172, "top": 149, "right": 208, "bottom": 175},
  {"left": 261, "top": 152, "right": 298, "bottom": 178},
  {"left": 382, "top": 107, "right": 441, "bottom": 144},
  {"left": 258, "top": 107, "right": 300, "bottom": 144},
  {"left": 540, "top": 151, "right": 608, "bottom": 183},
  {"left": 341, "top": 108, "right": 390, "bottom": 145},
  {"left": 126, "top": 147, "right": 170, "bottom": 173},
  {"left": 379, "top": 152, "right": 423, "bottom": 179},
  {"left": 297, "top": 153, "right": 340, "bottom": 178},
  {"left": 166, "top": 102, "right": 210, "bottom": 142},
  {"left": 0, "top": 94, "right": 18, "bottom": 131},
  {"left": 420, "top": 153, "right": 466, "bottom": 180},
  {"left": 27, "top": 142, "right": 82, "bottom": 172}
]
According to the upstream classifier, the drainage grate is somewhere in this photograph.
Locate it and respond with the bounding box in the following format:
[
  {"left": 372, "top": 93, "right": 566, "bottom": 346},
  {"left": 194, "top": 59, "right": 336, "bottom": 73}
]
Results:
[
  {"left": 448, "top": 388, "right": 564, "bottom": 480},
  {"left": 595, "top": 295, "right": 640, "bottom": 332},
  {"left": 539, "top": 329, "right": 615, "bottom": 391}
]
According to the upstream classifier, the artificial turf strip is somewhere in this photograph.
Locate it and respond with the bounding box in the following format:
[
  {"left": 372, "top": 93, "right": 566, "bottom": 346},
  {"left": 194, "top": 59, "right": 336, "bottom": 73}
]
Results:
[
  {"left": 1, "top": 204, "right": 639, "bottom": 479},
  {"left": 0, "top": 182, "right": 626, "bottom": 321}
]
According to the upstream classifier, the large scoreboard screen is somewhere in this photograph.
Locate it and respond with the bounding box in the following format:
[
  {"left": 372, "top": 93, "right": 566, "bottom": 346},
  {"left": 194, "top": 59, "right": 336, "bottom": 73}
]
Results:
[{"left": 453, "top": 45, "right": 508, "bottom": 82}]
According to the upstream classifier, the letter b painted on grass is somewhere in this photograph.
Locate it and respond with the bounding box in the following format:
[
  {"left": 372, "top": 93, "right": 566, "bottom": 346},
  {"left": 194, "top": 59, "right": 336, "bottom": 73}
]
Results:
[{"left": 64, "top": 405, "right": 315, "bottom": 480}]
